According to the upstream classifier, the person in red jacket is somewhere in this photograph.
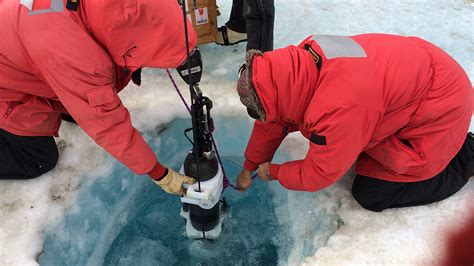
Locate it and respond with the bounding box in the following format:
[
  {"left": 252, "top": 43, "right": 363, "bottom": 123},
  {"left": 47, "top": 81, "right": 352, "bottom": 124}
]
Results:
[
  {"left": 236, "top": 34, "right": 474, "bottom": 211},
  {"left": 0, "top": 0, "right": 197, "bottom": 195}
]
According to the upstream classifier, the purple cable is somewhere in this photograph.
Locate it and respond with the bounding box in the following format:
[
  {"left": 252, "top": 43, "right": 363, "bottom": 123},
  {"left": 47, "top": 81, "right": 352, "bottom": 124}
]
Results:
[
  {"left": 166, "top": 69, "right": 239, "bottom": 192},
  {"left": 166, "top": 69, "right": 191, "bottom": 113},
  {"left": 210, "top": 134, "right": 239, "bottom": 192}
]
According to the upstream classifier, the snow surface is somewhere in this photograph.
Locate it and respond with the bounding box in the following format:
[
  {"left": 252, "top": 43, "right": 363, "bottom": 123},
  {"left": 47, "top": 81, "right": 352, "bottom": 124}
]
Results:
[{"left": 1, "top": 0, "right": 473, "bottom": 265}]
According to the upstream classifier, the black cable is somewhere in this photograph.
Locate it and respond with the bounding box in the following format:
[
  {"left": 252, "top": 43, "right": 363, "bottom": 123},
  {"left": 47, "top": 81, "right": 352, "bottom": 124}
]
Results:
[{"left": 184, "top": 128, "right": 194, "bottom": 145}]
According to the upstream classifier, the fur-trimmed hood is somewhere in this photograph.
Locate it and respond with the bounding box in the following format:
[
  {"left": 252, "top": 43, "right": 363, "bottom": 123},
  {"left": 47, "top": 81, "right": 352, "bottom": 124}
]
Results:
[{"left": 237, "top": 50, "right": 266, "bottom": 121}]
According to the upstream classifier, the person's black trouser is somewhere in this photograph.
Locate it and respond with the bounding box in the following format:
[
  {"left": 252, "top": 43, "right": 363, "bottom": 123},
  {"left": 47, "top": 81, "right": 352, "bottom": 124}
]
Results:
[
  {"left": 225, "top": 0, "right": 275, "bottom": 51},
  {"left": 352, "top": 133, "right": 474, "bottom": 212},
  {"left": 226, "top": 0, "right": 246, "bottom": 33},
  {"left": 0, "top": 128, "right": 58, "bottom": 179}
]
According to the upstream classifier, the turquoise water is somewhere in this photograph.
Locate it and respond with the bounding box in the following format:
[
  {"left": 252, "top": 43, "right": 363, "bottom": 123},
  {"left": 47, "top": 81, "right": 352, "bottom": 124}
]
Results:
[{"left": 39, "top": 117, "right": 293, "bottom": 265}]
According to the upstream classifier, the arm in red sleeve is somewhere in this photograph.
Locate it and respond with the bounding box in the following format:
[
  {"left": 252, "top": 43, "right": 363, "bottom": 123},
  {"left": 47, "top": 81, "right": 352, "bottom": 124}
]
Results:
[
  {"left": 271, "top": 106, "right": 380, "bottom": 191},
  {"left": 244, "top": 120, "right": 289, "bottom": 171},
  {"left": 20, "top": 13, "right": 157, "bottom": 175}
]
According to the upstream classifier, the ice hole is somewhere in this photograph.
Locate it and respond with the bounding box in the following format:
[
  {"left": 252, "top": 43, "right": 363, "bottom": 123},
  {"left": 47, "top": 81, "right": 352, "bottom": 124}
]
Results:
[{"left": 38, "top": 117, "right": 339, "bottom": 265}]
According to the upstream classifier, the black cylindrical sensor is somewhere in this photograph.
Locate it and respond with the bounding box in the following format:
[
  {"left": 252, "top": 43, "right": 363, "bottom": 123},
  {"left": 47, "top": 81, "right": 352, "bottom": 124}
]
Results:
[
  {"left": 183, "top": 153, "right": 221, "bottom": 232},
  {"left": 189, "top": 203, "right": 220, "bottom": 232},
  {"left": 183, "top": 153, "right": 218, "bottom": 182}
]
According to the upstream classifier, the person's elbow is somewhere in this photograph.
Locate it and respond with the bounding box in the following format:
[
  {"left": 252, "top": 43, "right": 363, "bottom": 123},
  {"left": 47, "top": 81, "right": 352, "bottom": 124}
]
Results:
[{"left": 300, "top": 165, "right": 340, "bottom": 192}]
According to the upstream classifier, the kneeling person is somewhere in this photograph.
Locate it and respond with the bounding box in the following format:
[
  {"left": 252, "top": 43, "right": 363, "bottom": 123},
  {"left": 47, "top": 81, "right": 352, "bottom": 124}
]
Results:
[
  {"left": 236, "top": 34, "right": 473, "bottom": 212},
  {"left": 0, "top": 0, "right": 197, "bottom": 195}
]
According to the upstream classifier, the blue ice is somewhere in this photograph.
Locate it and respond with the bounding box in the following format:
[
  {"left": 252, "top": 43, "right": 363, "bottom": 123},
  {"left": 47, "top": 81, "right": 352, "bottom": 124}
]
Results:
[{"left": 39, "top": 117, "right": 339, "bottom": 265}]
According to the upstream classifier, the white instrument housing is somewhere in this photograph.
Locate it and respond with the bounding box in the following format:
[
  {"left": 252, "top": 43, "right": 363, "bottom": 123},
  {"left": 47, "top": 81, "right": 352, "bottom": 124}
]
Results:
[{"left": 180, "top": 163, "right": 223, "bottom": 210}]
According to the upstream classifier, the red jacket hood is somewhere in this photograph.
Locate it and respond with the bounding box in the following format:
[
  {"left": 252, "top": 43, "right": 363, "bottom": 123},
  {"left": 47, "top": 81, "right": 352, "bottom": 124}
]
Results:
[
  {"left": 251, "top": 46, "right": 319, "bottom": 125},
  {"left": 81, "top": 0, "right": 196, "bottom": 72}
]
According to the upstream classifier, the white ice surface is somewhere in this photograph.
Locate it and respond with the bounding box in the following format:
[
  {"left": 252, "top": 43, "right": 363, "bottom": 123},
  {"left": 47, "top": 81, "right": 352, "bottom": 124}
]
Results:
[{"left": 1, "top": 0, "right": 473, "bottom": 265}]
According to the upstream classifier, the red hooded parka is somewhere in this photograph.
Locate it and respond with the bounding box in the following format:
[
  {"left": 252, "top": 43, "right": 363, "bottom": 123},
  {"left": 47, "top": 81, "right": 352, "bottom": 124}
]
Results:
[
  {"left": 0, "top": 0, "right": 196, "bottom": 175},
  {"left": 244, "top": 34, "right": 472, "bottom": 191}
]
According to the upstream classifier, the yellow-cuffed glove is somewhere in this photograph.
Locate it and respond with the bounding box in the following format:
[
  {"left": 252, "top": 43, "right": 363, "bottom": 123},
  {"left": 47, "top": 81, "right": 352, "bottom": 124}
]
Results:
[{"left": 153, "top": 168, "right": 196, "bottom": 196}]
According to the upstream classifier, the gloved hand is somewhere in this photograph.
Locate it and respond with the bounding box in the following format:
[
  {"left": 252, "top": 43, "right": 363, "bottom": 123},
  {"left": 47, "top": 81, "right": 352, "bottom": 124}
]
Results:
[
  {"left": 153, "top": 168, "right": 196, "bottom": 196},
  {"left": 236, "top": 169, "right": 253, "bottom": 191}
]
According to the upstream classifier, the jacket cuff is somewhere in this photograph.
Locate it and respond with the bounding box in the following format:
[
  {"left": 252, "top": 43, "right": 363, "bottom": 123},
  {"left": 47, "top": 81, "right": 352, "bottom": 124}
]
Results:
[
  {"left": 148, "top": 162, "right": 167, "bottom": 180},
  {"left": 244, "top": 159, "right": 259, "bottom": 171},
  {"left": 269, "top": 164, "right": 281, "bottom": 180}
]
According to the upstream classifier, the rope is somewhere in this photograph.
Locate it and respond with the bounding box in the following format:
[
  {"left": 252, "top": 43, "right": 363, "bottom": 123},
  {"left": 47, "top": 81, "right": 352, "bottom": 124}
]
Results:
[
  {"left": 166, "top": 69, "right": 240, "bottom": 192},
  {"left": 166, "top": 69, "right": 191, "bottom": 113},
  {"left": 210, "top": 134, "right": 238, "bottom": 191}
]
